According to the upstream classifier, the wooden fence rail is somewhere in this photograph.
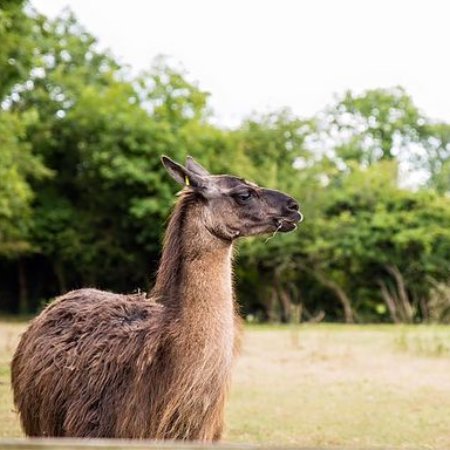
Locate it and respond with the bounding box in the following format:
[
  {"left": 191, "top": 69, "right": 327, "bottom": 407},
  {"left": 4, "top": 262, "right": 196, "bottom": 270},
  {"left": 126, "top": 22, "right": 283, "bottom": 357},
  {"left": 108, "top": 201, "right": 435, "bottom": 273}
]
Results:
[{"left": 0, "top": 439, "right": 316, "bottom": 450}]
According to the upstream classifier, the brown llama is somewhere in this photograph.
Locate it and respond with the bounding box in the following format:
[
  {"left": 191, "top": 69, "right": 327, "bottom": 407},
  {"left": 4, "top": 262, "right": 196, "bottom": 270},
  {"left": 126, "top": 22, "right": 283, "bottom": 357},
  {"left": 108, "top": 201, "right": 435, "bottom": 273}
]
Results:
[{"left": 11, "top": 156, "right": 302, "bottom": 441}]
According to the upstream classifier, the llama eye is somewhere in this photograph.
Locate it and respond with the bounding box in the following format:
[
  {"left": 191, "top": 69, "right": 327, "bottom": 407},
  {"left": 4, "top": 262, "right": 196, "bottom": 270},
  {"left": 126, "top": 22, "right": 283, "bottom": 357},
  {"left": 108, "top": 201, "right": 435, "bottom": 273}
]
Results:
[{"left": 236, "top": 191, "right": 252, "bottom": 202}]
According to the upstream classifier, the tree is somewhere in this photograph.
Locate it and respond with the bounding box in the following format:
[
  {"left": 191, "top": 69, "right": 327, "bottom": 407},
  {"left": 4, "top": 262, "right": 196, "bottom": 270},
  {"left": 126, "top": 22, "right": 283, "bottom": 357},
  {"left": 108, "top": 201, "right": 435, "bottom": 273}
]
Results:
[
  {"left": 301, "top": 160, "right": 450, "bottom": 322},
  {"left": 420, "top": 122, "right": 450, "bottom": 193},
  {"left": 0, "top": 2, "right": 52, "bottom": 312},
  {"left": 1, "top": 4, "right": 449, "bottom": 323},
  {"left": 0, "top": 0, "right": 36, "bottom": 99},
  {"left": 327, "top": 87, "right": 423, "bottom": 165},
  {"left": 6, "top": 11, "right": 219, "bottom": 308}
]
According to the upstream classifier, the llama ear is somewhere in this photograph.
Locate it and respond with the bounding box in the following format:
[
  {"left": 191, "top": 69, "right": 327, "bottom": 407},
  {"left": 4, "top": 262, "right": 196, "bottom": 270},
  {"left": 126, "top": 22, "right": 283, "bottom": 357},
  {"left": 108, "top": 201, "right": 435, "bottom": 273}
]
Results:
[
  {"left": 185, "top": 156, "right": 210, "bottom": 177},
  {"left": 161, "top": 155, "right": 204, "bottom": 189}
]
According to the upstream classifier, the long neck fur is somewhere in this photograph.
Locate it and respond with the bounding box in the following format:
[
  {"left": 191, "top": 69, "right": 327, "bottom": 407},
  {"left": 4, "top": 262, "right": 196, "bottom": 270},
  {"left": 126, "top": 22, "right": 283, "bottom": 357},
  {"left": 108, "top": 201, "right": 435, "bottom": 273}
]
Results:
[
  {"left": 150, "top": 191, "right": 239, "bottom": 441},
  {"left": 152, "top": 191, "right": 233, "bottom": 312}
]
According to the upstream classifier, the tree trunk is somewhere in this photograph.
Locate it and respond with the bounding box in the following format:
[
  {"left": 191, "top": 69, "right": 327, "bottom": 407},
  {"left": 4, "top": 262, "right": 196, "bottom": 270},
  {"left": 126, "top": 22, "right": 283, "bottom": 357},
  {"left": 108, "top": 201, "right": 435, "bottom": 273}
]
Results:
[
  {"left": 385, "top": 265, "right": 414, "bottom": 322},
  {"left": 332, "top": 283, "right": 355, "bottom": 323},
  {"left": 296, "top": 262, "right": 355, "bottom": 323},
  {"left": 313, "top": 271, "right": 355, "bottom": 323},
  {"left": 378, "top": 279, "right": 400, "bottom": 323},
  {"left": 273, "top": 270, "right": 291, "bottom": 323},
  {"left": 266, "top": 287, "right": 277, "bottom": 322},
  {"left": 291, "top": 303, "right": 302, "bottom": 324},
  {"left": 278, "top": 287, "right": 292, "bottom": 323},
  {"left": 18, "top": 259, "right": 28, "bottom": 314},
  {"left": 54, "top": 260, "right": 67, "bottom": 293}
]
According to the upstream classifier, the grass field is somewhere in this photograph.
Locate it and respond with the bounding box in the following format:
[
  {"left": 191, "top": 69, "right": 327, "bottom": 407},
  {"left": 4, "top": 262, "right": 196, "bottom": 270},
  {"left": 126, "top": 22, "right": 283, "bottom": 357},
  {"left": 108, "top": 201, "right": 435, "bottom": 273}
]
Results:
[{"left": 1, "top": 320, "right": 450, "bottom": 448}]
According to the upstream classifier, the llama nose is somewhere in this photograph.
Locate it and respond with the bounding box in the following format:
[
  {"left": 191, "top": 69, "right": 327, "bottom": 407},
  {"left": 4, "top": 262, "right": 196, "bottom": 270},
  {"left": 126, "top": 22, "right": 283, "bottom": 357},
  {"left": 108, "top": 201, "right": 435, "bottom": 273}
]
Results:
[{"left": 286, "top": 198, "right": 299, "bottom": 212}]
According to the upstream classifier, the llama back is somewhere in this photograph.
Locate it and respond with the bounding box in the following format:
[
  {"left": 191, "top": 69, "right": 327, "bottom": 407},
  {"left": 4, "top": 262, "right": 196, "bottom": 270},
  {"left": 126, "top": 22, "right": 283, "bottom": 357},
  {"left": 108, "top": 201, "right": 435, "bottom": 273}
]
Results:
[{"left": 11, "top": 288, "right": 164, "bottom": 437}]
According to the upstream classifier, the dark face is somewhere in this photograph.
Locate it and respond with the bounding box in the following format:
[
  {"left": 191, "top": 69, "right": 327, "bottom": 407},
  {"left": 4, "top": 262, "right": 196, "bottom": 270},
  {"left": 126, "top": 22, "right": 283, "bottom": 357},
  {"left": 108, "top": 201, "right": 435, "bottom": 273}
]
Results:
[
  {"left": 162, "top": 156, "right": 303, "bottom": 240},
  {"left": 202, "top": 175, "right": 302, "bottom": 239}
]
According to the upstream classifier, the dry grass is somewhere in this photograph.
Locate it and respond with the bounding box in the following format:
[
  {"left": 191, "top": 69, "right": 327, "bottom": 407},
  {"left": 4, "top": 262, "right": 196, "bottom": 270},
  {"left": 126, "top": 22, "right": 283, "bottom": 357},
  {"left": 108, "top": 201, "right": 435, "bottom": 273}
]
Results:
[
  {"left": 1, "top": 320, "right": 450, "bottom": 448},
  {"left": 226, "top": 324, "right": 450, "bottom": 448},
  {"left": 0, "top": 321, "right": 25, "bottom": 438}
]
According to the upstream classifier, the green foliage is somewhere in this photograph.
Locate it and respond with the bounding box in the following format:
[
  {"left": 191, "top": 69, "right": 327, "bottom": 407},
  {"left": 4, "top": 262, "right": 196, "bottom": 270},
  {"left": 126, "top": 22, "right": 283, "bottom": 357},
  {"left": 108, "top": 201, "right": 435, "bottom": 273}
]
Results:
[
  {"left": 0, "top": 0, "right": 36, "bottom": 99},
  {"left": 0, "top": 110, "right": 50, "bottom": 257},
  {"left": 0, "top": 4, "right": 448, "bottom": 319},
  {"left": 305, "top": 162, "right": 450, "bottom": 320},
  {"left": 330, "top": 87, "right": 422, "bottom": 164},
  {"left": 6, "top": 13, "right": 214, "bottom": 295},
  {"left": 420, "top": 122, "right": 450, "bottom": 193}
]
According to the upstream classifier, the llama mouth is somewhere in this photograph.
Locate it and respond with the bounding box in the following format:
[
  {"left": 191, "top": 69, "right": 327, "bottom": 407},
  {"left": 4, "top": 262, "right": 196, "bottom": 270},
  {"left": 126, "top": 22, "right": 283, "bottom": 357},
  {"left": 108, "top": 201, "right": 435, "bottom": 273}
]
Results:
[
  {"left": 276, "top": 212, "right": 303, "bottom": 232},
  {"left": 279, "top": 220, "right": 297, "bottom": 232}
]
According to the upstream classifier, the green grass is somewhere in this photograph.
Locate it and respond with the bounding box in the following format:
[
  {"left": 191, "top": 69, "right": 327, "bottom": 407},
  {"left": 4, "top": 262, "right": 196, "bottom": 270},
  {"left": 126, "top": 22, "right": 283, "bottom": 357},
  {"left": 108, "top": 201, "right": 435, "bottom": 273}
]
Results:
[{"left": 1, "top": 320, "right": 450, "bottom": 447}]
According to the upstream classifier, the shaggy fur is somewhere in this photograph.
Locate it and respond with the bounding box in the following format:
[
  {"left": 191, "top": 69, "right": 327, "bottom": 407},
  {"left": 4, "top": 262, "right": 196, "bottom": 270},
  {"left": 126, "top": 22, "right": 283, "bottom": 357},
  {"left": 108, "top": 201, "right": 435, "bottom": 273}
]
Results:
[
  {"left": 11, "top": 157, "right": 300, "bottom": 441},
  {"left": 12, "top": 192, "right": 240, "bottom": 440}
]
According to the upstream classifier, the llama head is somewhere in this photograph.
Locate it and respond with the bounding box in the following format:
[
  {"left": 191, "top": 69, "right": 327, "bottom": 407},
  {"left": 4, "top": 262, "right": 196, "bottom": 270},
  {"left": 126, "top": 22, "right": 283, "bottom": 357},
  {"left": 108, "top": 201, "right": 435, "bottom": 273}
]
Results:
[{"left": 162, "top": 155, "right": 302, "bottom": 240}]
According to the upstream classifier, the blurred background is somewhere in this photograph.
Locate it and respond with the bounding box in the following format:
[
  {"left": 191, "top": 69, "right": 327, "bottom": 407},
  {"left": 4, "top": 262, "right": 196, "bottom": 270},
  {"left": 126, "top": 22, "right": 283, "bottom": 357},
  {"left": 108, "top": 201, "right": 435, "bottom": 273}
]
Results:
[{"left": 1, "top": 0, "right": 449, "bottom": 324}]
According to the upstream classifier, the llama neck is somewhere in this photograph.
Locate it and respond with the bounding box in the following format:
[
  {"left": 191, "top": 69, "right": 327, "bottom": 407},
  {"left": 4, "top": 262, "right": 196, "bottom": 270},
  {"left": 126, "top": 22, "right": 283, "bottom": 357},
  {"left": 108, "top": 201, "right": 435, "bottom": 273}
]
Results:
[
  {"left": 150, "top": 193, "right": 238, "bottom": 441},
  {"left": 152, "top": 193, "right": 234, "bottom": 320}
]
